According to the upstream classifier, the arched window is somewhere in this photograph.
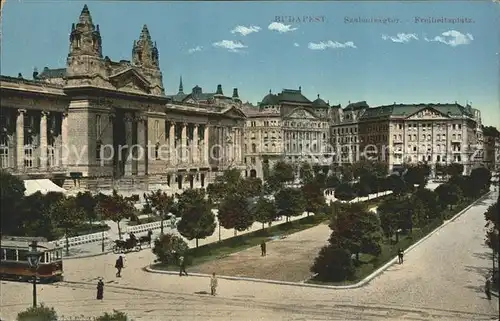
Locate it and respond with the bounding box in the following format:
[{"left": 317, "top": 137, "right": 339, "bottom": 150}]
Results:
[{"left": 251, "top": 144, "right": 256, "bottom": 153}]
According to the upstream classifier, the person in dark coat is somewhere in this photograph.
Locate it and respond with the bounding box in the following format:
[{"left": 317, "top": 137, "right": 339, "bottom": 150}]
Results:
[
  {"left": 115, "top": 255, "right": 124, "bottom": 277},
  {"left": 260, "top": 241, "right": 266, "bottom": 256},
  {"left": 96, "top": 278, "right": 104, "bottom": 300},
  {"left": 485, "top": 278, "right": 492, "bottom": 300},
  {"left": 179, "top": 255, "right": 188, "bottom": 276},
  {"left": 398, "top": 248, "right": 404, "bottom": 264}
]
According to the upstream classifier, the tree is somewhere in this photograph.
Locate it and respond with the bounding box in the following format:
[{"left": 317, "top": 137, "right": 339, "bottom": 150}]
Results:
[
  {"left": 484, "top": 200, "right": 499, "bottom": 255},
  {"left": 435, "top": 183, "right": 462, "bottom": 210},
  {"left": 0, "top": 170, "right": 26, "bottom": 235},
  {"left": 334, "top": 183, "right": 356, "bottom": 202},
  {"left": 265, "top": 161, "right": 295, "bottom": 192},
  {"left": 275, "top": 187, "right": 305, "bottom": 222},
  {"left": 50, "top": 196, "right": 85, "bottom": 255},
  {"left": 75, "top": 191, "right": 98, "bottom": 228},
  {"left": 403, "top": 164, "right": 429, "bottom": 188},
  {"left": 152, "top": 232, "right": 189, "bottom": 265},
  {"left": 17, "top": 304, "right": 57, "bottom": 321},
  {"left": 176, "top": 189, "right": 216, "bottom": 248},
  {"left": 470, "top": 167, "right": 492, "bottom": 192},
  {"left": 310, "top": 245, "right": 355, "bottom": 282},
  {"left": 96, "top": 190, "right": 134, "bottom": 239},
  {"left": 15, "top": 192, "right": 60, "bottom": 239},
  {"left": 325, "top": 175, "right": 340, "bottom": 189},
  {"left": 253, "top": 197, "right": 277, "bottom": 229},
  {"left": 218, "top": 193, "right": 254, "bottom": 234},
  {"left": 413, "top": 187, "right": 440, "bottom": 216},
  {"left": 301, "top": 181, "right": 326, "bottom": 216},
  {"left": 446, "top": 163, "right": 464, "bottom": 178},
  {"left": 377, "top": 197, "right": 406, "bottom": 239},
  {"left": 449, "top": 175, "right": 475, "bottom": 200},
  {"left": 299, "top": 162, "right": 314, "bottom": 184},
  {"left": 241, "top": 177, "right": 263, "bottom": 197},
  {"left": 386, "top": 174, "right": 407, "bottom": 197},
  {"left": 145, "top": 190, "right": 175, "bottom": 235},
  {"left": 355, "top": 182, "right": 371, "bottom": 198},
  {"left": 329, "top": 203, "right": 383, "bottom": 260}
]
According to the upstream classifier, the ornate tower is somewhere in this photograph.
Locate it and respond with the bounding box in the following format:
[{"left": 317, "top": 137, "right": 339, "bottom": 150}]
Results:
[
  {"left": 132, "top": 25, "right": 164, "bottom": 95},
  {"left": 66, "top": 4, "right": 106, "bottom": 86},
  {"left": 132, "top": 25, "right": 159, "bottom": 69}
]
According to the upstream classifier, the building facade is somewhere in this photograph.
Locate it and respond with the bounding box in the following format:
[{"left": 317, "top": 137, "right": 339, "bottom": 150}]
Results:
[
  {"left": 0, "top": 5, "right": 245, "bottom": 194},
  {"left": 242, "top": 89, "right": 335, "bottom": 179},
  {"left": 483, "top": 127, "right": 500, "bottom": 173},
  {"left": 357, "top": 103, "right": 480, "bottom": 174}
]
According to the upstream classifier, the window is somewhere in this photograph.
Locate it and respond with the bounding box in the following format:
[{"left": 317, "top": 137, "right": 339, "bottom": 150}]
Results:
[
  {"left": 48, "top": 147, "right": 56, "bottom": 167},
  {"left": 155, "top": 143, "right": 160, "bottom": 160},
  {"left": 24, "top": 148, "right": 33, "bottom": 168},
  {"left": 96, "top": 114, "right": 102, "bottom": 138},
  {"left": 251, "top": 144, "right": 256, "bottom": 153},
  {"left": 96, "top": 140, "right": 102, "bottom": 161},
  {"left": 0, "top": 135, "right": 8, "bottom": 168},
  {"left": 155, "top": 120, "right": 159, "bottom": 140},
  {"left": 5, "top": 249, "right": 16, "bottom": 260}
]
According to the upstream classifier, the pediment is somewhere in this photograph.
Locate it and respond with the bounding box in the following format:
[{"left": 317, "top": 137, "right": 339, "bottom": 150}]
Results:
[
  {"left": 222, "top": 106, "right": 246, "bottom": 119},
  {"left": 285, "top": 107, "right": 318, "bottom": 120},
  {"left": 406, "top": 107, "right": 449, "bottom": 120},
  {"left": 109, "top": 68, "right": 151, "bottom": 95}
]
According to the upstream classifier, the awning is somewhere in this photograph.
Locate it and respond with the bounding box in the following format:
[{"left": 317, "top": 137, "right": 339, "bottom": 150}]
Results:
[{"left": 24, "top": 179, "right": 66, "bottom": 196}]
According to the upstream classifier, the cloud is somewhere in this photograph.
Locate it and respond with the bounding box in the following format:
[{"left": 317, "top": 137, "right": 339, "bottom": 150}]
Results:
[
  {"left": 268, "top": 22, "right": 298, "bottom": 33},
  {"left": 424, "top": 30, "right": 473, "bottom": 47},
  {"left": 381, "top": 33, "right": 419, "bottom": 43},
  {"left": 231, "top": 25, "right": 261, "bottom": 36},
  {"left": 187, "top": 46, "right": 203, "bottom": 54},
  {"left": 294, "top": 43, "right": 300, "bottom": 47},
  {"left": 308, "top": 40, "right": 357, "bottom": 50},
  {"left": 212, "top": 40, "right": 248, "bottom": 52}
]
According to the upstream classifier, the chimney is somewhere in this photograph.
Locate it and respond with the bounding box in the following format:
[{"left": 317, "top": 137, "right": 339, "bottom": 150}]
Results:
[
  {"left": 232, "top": 88, "right": 239, "bottom": 98},
  {"left": 33, "top": 67, "right": 39, "bottom": 80},
  {"left": 299, "top": 86, "right": 301, "bottom": 91},
  {"left": 17, "top": 73, "right": 23, "bottom": 79}
]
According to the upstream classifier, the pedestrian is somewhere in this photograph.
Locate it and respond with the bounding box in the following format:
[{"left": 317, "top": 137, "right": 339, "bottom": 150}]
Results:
[
  {"left": 210, "top": 272, "right": 218, "bottom": 296},
  {"left": 96, "top": 278, "right": 104, "bottom": 300},
  {"left": 485, "top": 278, "right": 492, "bottom": 300},
  {"left": 260, "top": 241, "right": 266, "bottom": 256},
  {"left": 179, "top": 255, "right": 188, "bottom": 276},
  {"left": 115, "top": 255, "right": 124, "bottom": 277},
  {"left": 398, "top": 248, "right": 404, "bottom": 264}
]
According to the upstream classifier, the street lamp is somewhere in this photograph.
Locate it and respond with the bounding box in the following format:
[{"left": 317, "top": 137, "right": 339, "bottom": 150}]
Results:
[{"left": 26, "top": 240, "right": 44, "bottom": 308}]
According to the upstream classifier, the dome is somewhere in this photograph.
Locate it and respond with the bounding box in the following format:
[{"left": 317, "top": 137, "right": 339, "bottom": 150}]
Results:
[{"left": 312, "top": 94, "right": 329, "bottom": 108}]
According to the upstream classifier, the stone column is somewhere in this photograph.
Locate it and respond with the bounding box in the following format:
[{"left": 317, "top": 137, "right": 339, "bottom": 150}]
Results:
[
  {"left": 192, "top": 124, "right": 199, "bottom": 164},
  {"left": 219, "top": 127, "right": 224, "bottom": 165},
  {"left": 16, "top": 109, "right": 26, "bottom": 170},
  {"left": 60, "top": 112, "right": 68, "bottom": 168},
  {"left": 40, "top": 111, "right": 48, "bottom": 170},
  {"left": 169, "top": 122, "right": 176, "bottom": 165},
  {"left": 181, "top": 123, "right": 187, "bottom": 163},
  {"left": 124, "top": 113, "right": 133, "bottom": 176},
  {"left": 203, "top": 124, "right": 209, "bottom": 165},
  {"left": 136, "top": 114, "right": 147, "bottom": 175}
]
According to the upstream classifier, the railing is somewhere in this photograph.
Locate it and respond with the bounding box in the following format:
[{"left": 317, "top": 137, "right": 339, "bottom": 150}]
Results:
[
  {"left": 50, "top": 232, "right": 109, "bottom": 247},
  {"left": 126, "top": 219, "right": 179, "bottom": 234}
]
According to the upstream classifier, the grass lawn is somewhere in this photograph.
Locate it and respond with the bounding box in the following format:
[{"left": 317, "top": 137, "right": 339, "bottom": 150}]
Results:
[{"left": 152, "top": 215, "right": 325, "bottom": 271}]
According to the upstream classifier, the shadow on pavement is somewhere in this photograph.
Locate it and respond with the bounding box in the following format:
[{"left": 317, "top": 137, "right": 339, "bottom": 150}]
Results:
[
  {"left": 473, "top": 251, "right": 494, "bottom": 261},
  {"left": 465, "top": 265, "right": 491, "bottom": 278},
  {"left": 194, "top": 290, "right": 209, "bottom": 295}
]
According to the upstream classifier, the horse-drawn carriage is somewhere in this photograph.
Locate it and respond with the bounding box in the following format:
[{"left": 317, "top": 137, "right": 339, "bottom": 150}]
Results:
[{"left": 112, "top": 230, "right": 153, "bottom": 254}]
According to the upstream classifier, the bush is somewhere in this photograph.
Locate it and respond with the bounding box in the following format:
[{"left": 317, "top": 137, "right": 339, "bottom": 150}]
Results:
[
  {"left": 17, "top": 304, "right": 57, "bottom": 321},
  {"left": 96, "top": 310, "right": 129, "bottom": 321}
]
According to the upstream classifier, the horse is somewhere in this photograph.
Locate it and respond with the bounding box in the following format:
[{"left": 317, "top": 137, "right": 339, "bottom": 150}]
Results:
[
  {"left": 112, "top": 237, "right": 140, "bottom": 253},
  {"left": 138, "top": 230, "right": 153, "bottom": 249}
]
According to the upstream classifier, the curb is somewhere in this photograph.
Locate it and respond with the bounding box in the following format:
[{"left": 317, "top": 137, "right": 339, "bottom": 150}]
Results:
[
  {"left": 145, "top": 191, "right": 493, "bottom": 290},
  {"left": 63, "top": 249, "right": 113, "bottom": 260}
]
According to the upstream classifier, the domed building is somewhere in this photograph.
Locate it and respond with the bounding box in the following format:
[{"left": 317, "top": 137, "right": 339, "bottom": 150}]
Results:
[{"left": 241, "top": 87, "right": 339, "bottom": 179}]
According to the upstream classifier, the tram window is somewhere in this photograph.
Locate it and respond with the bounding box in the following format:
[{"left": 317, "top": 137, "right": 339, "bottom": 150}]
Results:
[
  {"left": 40, "top": 252, "right": 46, "bottom": 263},
  {"left": 18, "top": 250, "right": 28, "bottom": 262},
  {"left": 1, "top": 249, "right": 5, "bottom": 260},
  {"left": 55, "top": 250, "right": 61, "bottom": 260},
  {"left": 5, "top": 249, "right": 17, "bottom": 260}
]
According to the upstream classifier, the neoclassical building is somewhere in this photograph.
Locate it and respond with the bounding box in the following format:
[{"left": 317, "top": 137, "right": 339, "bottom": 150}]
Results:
[
  {"left": 0, "top": 5, "right": 245, "bottom": 194},
  {"left": 242, "top": 88, "right": 335, "bottom": 179},
  {"left": 357, "top": 103, "right": 483, "bottom": 174}
]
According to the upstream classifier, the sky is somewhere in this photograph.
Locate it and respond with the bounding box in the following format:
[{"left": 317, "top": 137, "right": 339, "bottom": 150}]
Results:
[{"left": 1, "top": 0, "right": 499, "bottom": 128}]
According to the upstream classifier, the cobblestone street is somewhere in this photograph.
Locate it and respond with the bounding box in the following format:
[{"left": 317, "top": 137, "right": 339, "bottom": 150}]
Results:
[{"left": 1, "top": 190, "right": 498, "bottom": 320}]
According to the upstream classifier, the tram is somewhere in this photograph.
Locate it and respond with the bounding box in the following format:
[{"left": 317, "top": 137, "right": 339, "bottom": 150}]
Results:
[{"left": 0, "top": 236, "right": 63, "bottom": 282}]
